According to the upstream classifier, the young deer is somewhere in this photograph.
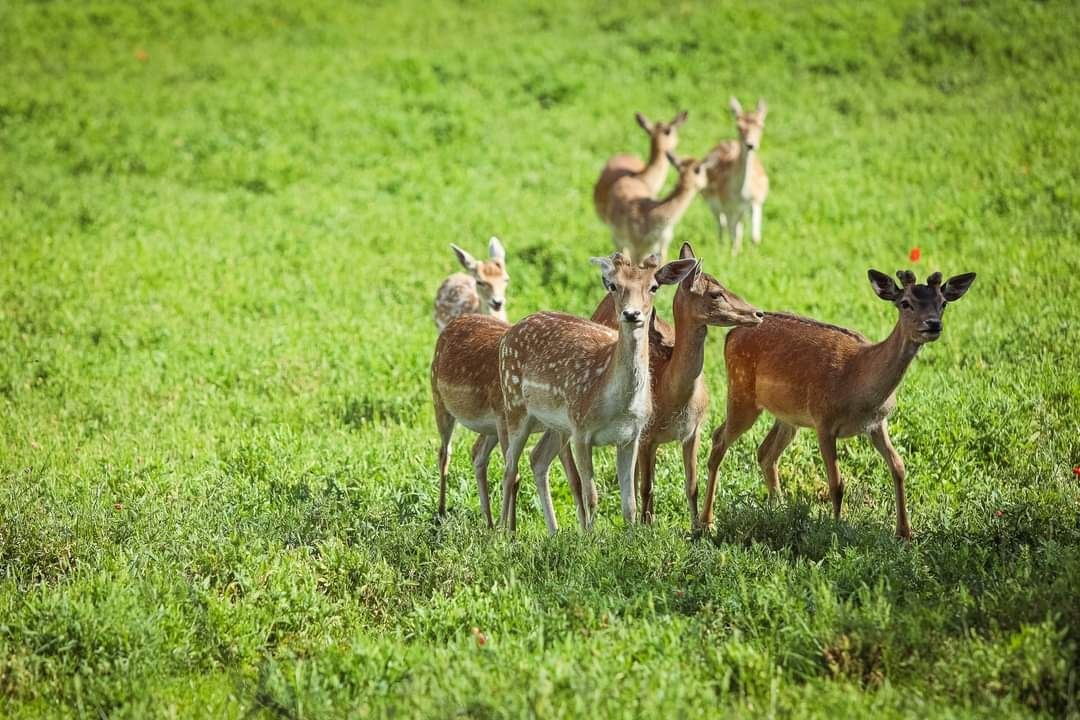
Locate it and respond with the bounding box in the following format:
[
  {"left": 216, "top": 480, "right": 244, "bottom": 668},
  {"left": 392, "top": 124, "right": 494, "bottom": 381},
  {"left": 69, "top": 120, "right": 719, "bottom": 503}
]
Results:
[
  {"left": 701, "top": 98, "right": 769, "bottom": 255},
  {"left": 433, "top": 237, "right": 509, "bottom": 332},
  {"left": 604, "top": 152, "right": 716, "bottom": 263},
  {"left": 431, "top": 314, "right": 578, "bottom": 527},
  {"left": 498, "top": 253, "right": 697, "bottom": 533},
  {"left": 593, "top": 110, "right": 688, "bottom": 220},
  {"left": 700, "top": 269, "right": 977, "bottom": 539},
  {"left": 591, "top": 243, "right": 763, "bottom": 528}
]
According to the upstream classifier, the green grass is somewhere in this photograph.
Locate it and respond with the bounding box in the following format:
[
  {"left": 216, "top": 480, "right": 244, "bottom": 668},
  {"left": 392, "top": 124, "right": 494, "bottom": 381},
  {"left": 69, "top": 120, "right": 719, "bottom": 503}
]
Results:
[{"left": 2, "top": 0, "right": 1080, "bottom": 717}]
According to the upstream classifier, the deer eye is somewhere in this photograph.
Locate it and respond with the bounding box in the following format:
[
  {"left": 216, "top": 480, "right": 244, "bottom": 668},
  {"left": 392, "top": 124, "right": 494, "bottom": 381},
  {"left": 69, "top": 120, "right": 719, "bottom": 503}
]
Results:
[
  {"left": 476, "top": 280, "right": 490, "bottom": 289},
  {"left": 648, "top": 284, "right": 660, "bottom": 294},
  {"left": 899, "top": 300, "right": 912, "bottom": 310},
  {"left": 664, "top": 129, "right": 671, "bottom": 136}
]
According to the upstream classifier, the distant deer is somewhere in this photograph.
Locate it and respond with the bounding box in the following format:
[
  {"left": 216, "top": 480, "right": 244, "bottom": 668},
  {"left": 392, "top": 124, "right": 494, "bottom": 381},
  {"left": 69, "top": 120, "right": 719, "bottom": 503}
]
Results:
[
  {"left": 433, "top": 237, "right": 509, "bottom": 332},
  {"left": 603, "top": 152, "right": 716, "bottom": 263},
  {"left": 700, "top": 269, "right": 977, "bottom": 539},
  {"left": 498, "top": 252, "right": 697, "bottom": 533},
  {"left": 431, "top": 314, "right": 578, "bottom": 527},
  {"left": 591, "top": 243, "right": 763, "bottom": 528},
  {"left": 701, "top": 98, "right": 769, "bottom": 255},
  {"left": 593, "top": 110, "right": 688, "bottom": 220}
]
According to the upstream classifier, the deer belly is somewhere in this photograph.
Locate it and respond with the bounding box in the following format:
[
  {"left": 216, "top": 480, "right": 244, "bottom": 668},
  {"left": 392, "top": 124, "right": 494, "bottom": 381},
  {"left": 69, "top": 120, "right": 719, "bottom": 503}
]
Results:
[{"left": 591, "top": 416, "right": 643, "bottom": 446}]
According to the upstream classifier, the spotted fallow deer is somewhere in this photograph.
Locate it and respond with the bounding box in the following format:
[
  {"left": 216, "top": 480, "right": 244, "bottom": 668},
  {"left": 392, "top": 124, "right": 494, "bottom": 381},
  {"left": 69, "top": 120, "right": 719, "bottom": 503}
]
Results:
[
  {"left": 604, "top": 152, "right": 716, "bottom": 263},
  {"left": 431, "top": 314, "right": 579, "bottom": 527},
  {"left": 591, "top": 243, "right": 763, "bottom": 528},
  {"left": 700, "top": 269, "right": 977, "bottom": 539},
  {"left": 498, "top": 253, "right": 698, "bottom": 533},
  {"left": 701, "top": 97, "right": 769, "bottom": 255},
  {"left": 433, "top": 237, "right": 509, "bottom": 332},
  {"left": 593, "top": 110, "right": 688, "bottom": 220}
]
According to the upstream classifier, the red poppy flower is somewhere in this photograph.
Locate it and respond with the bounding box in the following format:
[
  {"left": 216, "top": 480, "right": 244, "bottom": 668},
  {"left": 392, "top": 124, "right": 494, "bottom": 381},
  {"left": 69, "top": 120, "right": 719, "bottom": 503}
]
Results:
[
  {"left": 1072, "top": 466, "right": 1080, "bottom": 477},
  {"left": 994, "top": 510, "right": 1004, "bottom": 518},
  {"left": 909, "top": 247, "right": 921, "bottom": 262}
]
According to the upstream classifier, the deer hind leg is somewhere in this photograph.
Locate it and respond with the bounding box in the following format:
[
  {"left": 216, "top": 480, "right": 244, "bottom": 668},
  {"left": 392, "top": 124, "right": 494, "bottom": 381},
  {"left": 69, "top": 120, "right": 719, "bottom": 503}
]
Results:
[
  {"left": 530, "top": 430, "right": 565, "bottom": 535},
  {"left": 499, "top": 415, "right": 535, "bottom": 532},
  {"left": 616, "top": 439, "right": 639, "bottom": 526},
  {"left": 471, "top": 434, "right": 499, "bottom": 529},
  {"left": 433, "top": 392, "right": 456, "bottom": 518},
  {"left": 816, "top": 429, "right": 844, "bottom": 521},
  {"left": 868, "top": 422, "right": 911, "bottom": 540},
  {"left": 730, "top": 211, "right": 745, "bottom": 256},
  {"left": 707, "top": 198, "right": 727, "bottom": 236},
  {"left": 638, "top": 441, "right": 659, "bottom": 524},
  {"left": 702, "top": 401, "right": 762, "bottom": 528},
  {"left": 682, "top": 429, "right": 702, "bottom": 529},
  {"left": 750, "top": 203, "right": 763, "bottom": 244},
  {"left": 757, "top": 420, "right": 797, "bottom": 501}
]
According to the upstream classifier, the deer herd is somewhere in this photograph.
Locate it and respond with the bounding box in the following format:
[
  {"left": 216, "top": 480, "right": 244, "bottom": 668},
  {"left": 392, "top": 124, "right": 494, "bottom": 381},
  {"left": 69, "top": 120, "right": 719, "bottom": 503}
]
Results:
[{"left": 431, "top": 98, "right": 977, "bottom": 540}]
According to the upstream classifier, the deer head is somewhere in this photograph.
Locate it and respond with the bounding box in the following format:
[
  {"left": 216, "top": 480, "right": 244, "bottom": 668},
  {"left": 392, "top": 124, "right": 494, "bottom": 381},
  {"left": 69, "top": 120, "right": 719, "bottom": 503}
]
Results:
[
  {"left": 675, "top": 243, "right": 764, "bottom": 327},
  {"left": 636, "top": 110, "right": 689, "bottom": 156},
  {"left": 665, "top": 151, "right": 717, "bottom": 192},
  {"left": 590, "top": 252, "right": 697, "bottom": 329},
  {"left": 868, "top": 269, "right": 977, "bottom": 344},
  {"left": 729, "top": 97, "right": 767, "bottom": 152},
  {"left": 451, "top": 237, "right": 510, "bottom": 313}
]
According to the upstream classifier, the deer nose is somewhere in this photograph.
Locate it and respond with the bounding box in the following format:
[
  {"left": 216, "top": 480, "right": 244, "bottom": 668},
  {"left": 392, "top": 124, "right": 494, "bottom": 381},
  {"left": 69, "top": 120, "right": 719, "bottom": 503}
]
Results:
[
  {"left": 745, "top": 142, "right": 757, "bottom": 151},
  {"left": 924, "top": 319, "right": 942, "bottom": 333},
  {"left": 754, "top": 310, "right": 765, "bottom": 319},
  {"left": 622, "top": 309, "right": 642, "bottom": 323},
  {"left": 490, "top": 299, "right": 504, "bottom": 310}
]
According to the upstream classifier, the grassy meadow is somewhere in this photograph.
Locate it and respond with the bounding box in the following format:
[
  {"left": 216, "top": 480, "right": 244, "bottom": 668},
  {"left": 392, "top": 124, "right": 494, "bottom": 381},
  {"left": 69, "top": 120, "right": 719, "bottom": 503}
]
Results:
[{"left": 3, "top": 0, "right": 1080, "bottom": 716}]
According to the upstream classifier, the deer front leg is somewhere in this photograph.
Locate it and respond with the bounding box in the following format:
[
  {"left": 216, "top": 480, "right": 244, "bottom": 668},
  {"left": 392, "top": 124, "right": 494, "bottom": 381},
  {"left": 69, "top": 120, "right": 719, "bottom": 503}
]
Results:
[
  {"left": 682, "top": 430, "right": 701, "bottom": 529},
  {"left": 499, "top": 417, "right": 533, "bottom": 532},
  {"left": 816, "top": 429, "right": 844, "bottom": 521},
  {"left": 556, "top": 438, "right": 587, "bottom": 530},
  {"left": 750, "top": 203, "right": 763, "bottom": 244},
  {"left": 730, "top": 211, "right": 744, "bottom": 256},
  {"left": 572, "top": 436, "right": 596, "bottom": 529},
  {"left": 638, "top": 441, "right": 658, "bottom": 523},
  {"left": 616, "top": 439, "right": 639, "bottom": 526},
  {"left": 868, "top": 423, "right": 911, "bottom": 540},
  {"left": 472, "top": 434, "right": 499, "bottom": 528}
]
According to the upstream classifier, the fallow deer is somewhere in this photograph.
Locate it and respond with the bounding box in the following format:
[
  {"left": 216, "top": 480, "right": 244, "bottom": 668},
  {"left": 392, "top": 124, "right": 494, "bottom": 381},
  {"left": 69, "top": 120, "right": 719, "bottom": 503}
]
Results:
[
  {"left": 701, "top": 98, "right": 769, "bottom": 255},
  {"left": 433, "top": 237, "right": 509, "bottom": 332},
  {"left": 604, "top": 152, "right": 716, "bottom": 263},
  {"left": 593, "top": 110, "right": 688, "bottom": 220},
  {"left": 591, "top": 243, "right": 763, "bottom": 528},
  {"left": 431, "top": 314, "right": 578, "bottom": 527},
  {"left": 700, "top": 269, "right": 977, "bottom": 539},
  {"left": 498, "top": 253, "right": 698, "bottom": 533}
]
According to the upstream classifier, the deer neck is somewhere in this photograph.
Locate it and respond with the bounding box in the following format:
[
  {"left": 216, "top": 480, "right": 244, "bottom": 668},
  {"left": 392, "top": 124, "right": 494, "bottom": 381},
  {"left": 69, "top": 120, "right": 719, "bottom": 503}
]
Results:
[
  {"left": 606, "top": 319, "right": 651, "bottom": 413},
  {"left": 638, "top": 138, "right": 670, "bottom": 193},
  {"left": 662, "top": 296, "right": 707, "bottom": 403},
  {"left": 855, "top": 322, "right": 921, "bottom": 407},
  {"left": 734, "top": 146, "right": 753, "bottom": 199},
  {"left": 653, "top": 177, "right": 699, "bottom": 227}
]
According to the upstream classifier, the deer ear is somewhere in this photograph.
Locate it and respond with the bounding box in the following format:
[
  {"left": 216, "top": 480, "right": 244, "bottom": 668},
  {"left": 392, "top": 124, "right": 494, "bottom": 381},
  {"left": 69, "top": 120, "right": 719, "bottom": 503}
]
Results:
[
  {"left": 451, "top": 244, "right": 477, "bottom": 271},
  {"left": 729, "top": 96, "right": 743, "bottom": 116},
  {"left": 868, "top": 269, "right": 902, "bottom": 301},
  {"left": 756, "top": 98, "right": 768, "bottom": 118},
  {"left": 656, "top": 259, "right": 698, "bottom": 286},
  {"left": 665, "top": 150, "right": 679, "bottom": 166},
  {"left": 672, "top": 110, "right": 688, "bottom": 127},
  {"left": 488, "top": 236, "right": 505, "bottom": 262},
  {"left": 942, "top": 272, "right": 976, "bottom": 301},
  {"left": 679, "top": 242, "right": 696, "bottom": 260},
  {"left": 590, "top": 256, "right": 616, "bottom": 286},
  {"left": 635, "top": 112, "right": 652, "bottom": 132}
]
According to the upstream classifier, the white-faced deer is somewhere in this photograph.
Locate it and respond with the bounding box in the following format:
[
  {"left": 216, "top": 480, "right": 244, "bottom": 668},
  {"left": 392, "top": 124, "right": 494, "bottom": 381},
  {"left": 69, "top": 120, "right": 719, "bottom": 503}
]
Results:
[
  {"left": 603, "top": 152, "right": 716, "bottom": 263},
  {"left": 593, "top": 111, "right": 688, "bottom": 221},
  {"left": 498, "top": 253, "right": 697, "bottom": 533},
  {"left": 433, "top": 237, "right": 509, "bottom": 332},
  {"left": 700, "top": 269, "right": 977, "bottom": 539},
  {"left": 701, "top": 98, "right": 769, "bottom": 255},
  {"left": 591, "top": 243, "right": 763, "bottom": 528},
  {"left": 431, "top": 314, "right": 578, "bottom": 527}
]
